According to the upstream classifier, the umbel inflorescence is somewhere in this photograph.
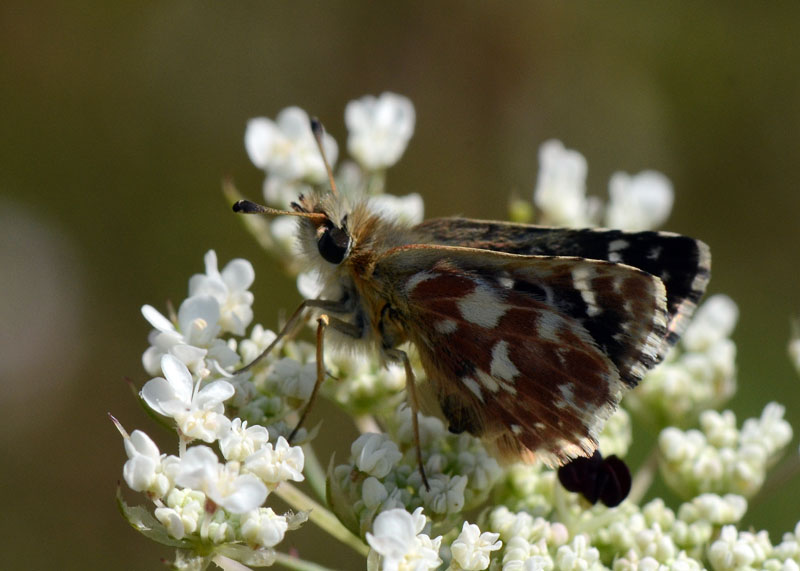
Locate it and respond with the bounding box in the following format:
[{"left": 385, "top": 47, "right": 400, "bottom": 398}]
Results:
[{"left": 115, "top": 93, "right": 798, "bottom": 570}]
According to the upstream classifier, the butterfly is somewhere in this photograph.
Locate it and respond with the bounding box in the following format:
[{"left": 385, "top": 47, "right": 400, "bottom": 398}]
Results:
[{"left": 234, "top": 118, "right": 711, "bottom": 490}]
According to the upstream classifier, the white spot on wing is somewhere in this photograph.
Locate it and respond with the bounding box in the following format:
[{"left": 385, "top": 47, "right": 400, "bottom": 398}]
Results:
[
  {"left": 647, "top": 246, "right": 662, "bottom": 260},
  {"left": 457, "top": 285, "right": 510, "bottom": 328},
  {"left": 475, "top": 369, "right": 499, "bottom": 392},
  {"left": 498, "top": 275, "right": 514, "bottom": 289},
  {"left": 537, "top": 312, "right": 562, "bottom": 341},
  {"left": 405, "top": 271, "right": 435, "bottom": 296},
  {"left": 559, "top": 384, "right": 576, "bottom": 408},
  {"left": 571, "top": 265, "right": 602, "bottom": 316},
  {"left": 609, "top": 239, "right": 629, "bottom": 252},
  {"left": 490, "top": 340, "right": 520, "bottom": 381},
  {"left": 435, "top": 319, "right": 458, "bottom": 334},
  {"left": 461, "top": 376, "right": 484, "bottom": 402}
]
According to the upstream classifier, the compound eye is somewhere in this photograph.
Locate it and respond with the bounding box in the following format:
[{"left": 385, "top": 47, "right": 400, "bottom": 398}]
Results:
[{"left": 317, "top": 223, "right": 350, "bottom": 264}]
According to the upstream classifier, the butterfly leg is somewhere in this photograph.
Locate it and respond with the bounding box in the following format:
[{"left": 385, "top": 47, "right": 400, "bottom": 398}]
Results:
[
  {"left": 289, "top": 314, "right": 329, "bottom": 442},
  {"left": 384, "top": 347, "right": 430, "bottom": 491},
  {"left": 287, "top": 311, "right": 363, "bottom": 442},
  {"left": 236, "top": 298, "right": 357, "bottom": 374}
]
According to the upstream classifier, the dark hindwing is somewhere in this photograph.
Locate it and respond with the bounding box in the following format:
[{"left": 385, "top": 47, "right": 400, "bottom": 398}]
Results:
[
  {"left": 378, "top": 245, "right": 668, "bottom": 465},
  {"left": 413, "top": 218, "right": 711, "bottom": 356}
]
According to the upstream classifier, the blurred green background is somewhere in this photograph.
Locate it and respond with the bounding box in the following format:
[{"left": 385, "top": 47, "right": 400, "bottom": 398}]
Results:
[{"left": 2, "top": 2, "right": 799, "bottom": 569}]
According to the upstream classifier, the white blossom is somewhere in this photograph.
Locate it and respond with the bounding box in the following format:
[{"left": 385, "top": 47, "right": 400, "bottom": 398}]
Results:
[
  {"left": 188, "top": 250, "right": 255, "bottom": 336},
  {"left": 369, "top": 193, "right": 425, "bottom": 226},
  {"left": 681, "top": 294, "right": 739, "bottom": 352},
  {"left": 450, "top": 521, "right": 502, "bottom": 570},
  {"left": 142, "top": 295, "right": 240, "bottom": 377},
  {"left": 366, "top": 508, "right": 442, "bottom": 571},
  {"left": 554, "top": 534, "right": 603, "bottom": 570},
  {"left": 219, "top": 418, "right": 270, "bottom": 462},
  {"left": 244, "top": 436, "right": 305, "bottom": 486},
  {"left": 658, "top": 405, "right": 792, "bottom": 498},
  {"left": 240, "top": 507, "right": 289, "bottom": 548},
  {"left": 237, "top": 323, "right": 278, "bottom": 366},
  {"left": 267, "top": 357, "right": 317, "bottom": 401},
  {"left": 122, "top": 429, "right": 178, "bottom": 498},
  {"left": 352, "top": 433, "right": 403, "bottom": 479},
  {"left": 708, "top": 525, "right": 773, "bottom": 570},
  {"left": 533, "top": 140, "right": 596, "bottom": 227},
  {"left": 175, "top": 445, "right": 267, "bottom": 514},
  {"left": 360, "top": 478, "right": 389, "bottom": 511},
  {"left": 155, "top": 487, "right": 206, "bottom": 539},
  {"left": 245, "top": 106, "right": 338, "bottom": 184},
  {"left": 141, "top": 354, "right": 234, "bottom": 442},
  {"left": 346, "top": 92, "right": 415, "bottom": 170},
  {"left": 605, "top": 170, "right": 674, "bottom": 231},
  {"left": 419, "top": 474, "right": 467, "bottom": 515}
]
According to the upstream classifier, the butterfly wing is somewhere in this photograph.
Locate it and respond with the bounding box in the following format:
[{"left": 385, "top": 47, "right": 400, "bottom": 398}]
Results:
[
  {"left": 412, "top": 218, "right": 711, "bottom": 356},
  {"left": 374, "top": 244, "right": 668, "bottom": 465}
]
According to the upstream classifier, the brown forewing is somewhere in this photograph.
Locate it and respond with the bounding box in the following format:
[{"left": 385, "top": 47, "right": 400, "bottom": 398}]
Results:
[{"left": 371, "top": 245, "right": 667, "bottom": 466}]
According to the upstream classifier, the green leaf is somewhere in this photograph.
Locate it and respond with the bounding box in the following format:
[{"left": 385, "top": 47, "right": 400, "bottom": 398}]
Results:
[{"left": 116, "top": 486, "right": 190, "bottom": 548}]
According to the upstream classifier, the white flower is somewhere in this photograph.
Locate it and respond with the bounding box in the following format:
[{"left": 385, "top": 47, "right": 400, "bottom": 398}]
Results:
[
  {"left": 681, "top": 294, "right": 739, "bottom": 352},
  {"left": 450, "top": 521, "right": 502, "bottom": 570},
  {"left": 219, "top": 418, "right": 270, "bottom": 462},
  {"left": 352, "top": 433, "right": 403, "bottom": 479},
  {"left": 678, "top": 493, "right": 747, "bottom": 526},
  {"left": 122, "top": 429, "right": 177, "bottom": 498},
  {"left": 244, "top": 436, "right": 305, "bottom": 485},
  {"left": 533, "top": 140, "right": 596, "bottom": 227},
  {"left": 156, "top": 487, "right": 206, "bottom": 539},
  {"left": 605, "top": 170, "right": 674, "bottom": 231},
  {"left": 188, "top": 250, "right": 254, "bottom": 336},
  {"left": 366, "top": 508, "right": 442, "bottom": 571},
  {"left": 268, "top": 357, "right": 317, "bottom": 401},
  {"left": 740, "top": 402, "right": 793, "bottom": 459},
  {"left": 238, "top": 323, "right": 278, "bottom": 366},
  {"left": 240, "top": 507, "right": 289, "bottom": 548},
  {"left": 175, "top": 445, "right": 267, "bottom": 514},
  {"left": 554, "top": 534, "right": 602, "bottom": 570},
  {"left": 154, "top": 506, "right": 186, "bottom": 540},
  {"left": 245, "top": 106, "right": 338, "bottom": 185},
  {"left": 708, "top": 526, "right": 773, "bottom": 570},
  {"left": 346, "top": 92, "right": 415, "bottom": 170},
  {"left": 142, "top": 295, "right": 240, "bottom": 376},
  {"left": 369, "top": 193, "right": 425, "bottom": 226},
  {"left": 297, "top": 269, "right": 324, "bottom": 299},
  {"left": 362, "top": 477, "right": 390, "bottom": 510},
  {"left": 419, "top": 474, "right": 468, "bottom": 515},
  {"left": 141, "top": 354, "right": 234, "bottom": 442}
]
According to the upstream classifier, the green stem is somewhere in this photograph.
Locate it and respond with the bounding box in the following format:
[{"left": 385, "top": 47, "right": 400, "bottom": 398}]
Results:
[
  {"left": 274, "top": 551, "right": 339, "bottom": 571},
  {"left": 302, "top": 442, "right": 327, "bottom": 502},
  {"left": 273, "top": 482, "right": 370, "bottom": 558},
  {"left": 628, "top": 447, "right": 659, "bottom": 505}
]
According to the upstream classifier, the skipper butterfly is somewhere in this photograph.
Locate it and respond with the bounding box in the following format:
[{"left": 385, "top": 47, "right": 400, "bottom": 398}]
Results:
[{"left": 234, "top": 118, "right": 711, "bottom": 491}]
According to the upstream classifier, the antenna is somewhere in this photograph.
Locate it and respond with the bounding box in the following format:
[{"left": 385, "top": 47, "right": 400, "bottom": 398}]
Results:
[{"left": 310, "top": 117, "right": 339, "bottom": 197}]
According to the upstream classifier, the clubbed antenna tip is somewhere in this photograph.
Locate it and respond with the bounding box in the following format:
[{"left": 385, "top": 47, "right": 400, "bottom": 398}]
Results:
[
  {"left": 233, "top": 199, "right": 265, "bottom": 214},
  {"left": 310, "top": 116, "right": 324, "bottom": 137},
  {"left": 309, "top": 116, "right": 339, "bottom": 197}
]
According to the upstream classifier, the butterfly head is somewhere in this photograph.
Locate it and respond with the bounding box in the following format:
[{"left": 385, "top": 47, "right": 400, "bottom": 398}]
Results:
[{"left": 291, "top": 193, "right": 353, "bottom": 266}]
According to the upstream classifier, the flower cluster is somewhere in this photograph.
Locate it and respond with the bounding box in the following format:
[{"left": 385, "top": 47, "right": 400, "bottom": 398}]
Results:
[
  {"left": 115, "top": 94, "right": 800, "bottom": 570},
  {"left": 117, "top": 251, "right": 310, "bottom": 568},
  {"left": 530, "top": 139, "right": 673, "bottom": 231},
  {"left": 659, "top": 403, "right": 792, "bottom": 499},
  {"left": 625, "top": 294, "right": 739, "bottom": 430}
]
